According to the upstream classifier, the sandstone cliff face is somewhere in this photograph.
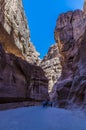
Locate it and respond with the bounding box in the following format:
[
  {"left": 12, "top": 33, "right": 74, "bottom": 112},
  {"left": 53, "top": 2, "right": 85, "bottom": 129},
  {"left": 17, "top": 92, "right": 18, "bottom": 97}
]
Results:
[
  {"left": 0, "top": 0, "right": 49, "bottom": 110},
  {"left": 53, "top": 10, "right": 86, "bottom": 108},
  {"left": 0, "top": 0, "right": 39, "bottom": 64},
  {"left": 0, "top": 43, "right": 49, "bottom": 104},
  {"left": 40, "top": 43, "right": 62, "bottom": 92}
]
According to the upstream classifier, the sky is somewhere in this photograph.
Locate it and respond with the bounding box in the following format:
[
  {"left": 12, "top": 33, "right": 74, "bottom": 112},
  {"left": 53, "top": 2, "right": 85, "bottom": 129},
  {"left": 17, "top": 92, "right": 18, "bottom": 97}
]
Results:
[{"left": 22, "top": 0, "right": 84, "bottom": 58}]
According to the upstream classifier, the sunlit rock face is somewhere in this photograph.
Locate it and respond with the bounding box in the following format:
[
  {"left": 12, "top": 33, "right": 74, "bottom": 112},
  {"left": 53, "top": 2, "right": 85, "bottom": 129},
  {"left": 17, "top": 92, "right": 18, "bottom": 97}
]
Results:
[
  {"left": 0, "top": 0, "right": 39, "bottom": 64},
  {"left": 40, "top": 43, "right": 62, "bottom": 93},
  {"left": 52, "top": 9, "right": 86, "bottom": 108},
  {"left": 0, "top": 43, "right": 49, "bottom": 105}
]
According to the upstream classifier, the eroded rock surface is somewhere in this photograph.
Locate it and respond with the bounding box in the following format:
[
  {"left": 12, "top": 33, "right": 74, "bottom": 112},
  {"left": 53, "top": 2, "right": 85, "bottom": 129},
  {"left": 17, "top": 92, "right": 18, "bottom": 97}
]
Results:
[
  {"left": 84, "top": 0, "right": 86, "bottom": 13},
  {"left": 0, "top": 43, "right": 49, "bottom": 105},
  {"left": 40, "top": 43, "right": 62, "bottom": 92},
  {"left": 0, "top": 0, "right": 39, "bottom": 64},
  {"left": 52, "top": 9, "right": 86, "bottom": 108}
]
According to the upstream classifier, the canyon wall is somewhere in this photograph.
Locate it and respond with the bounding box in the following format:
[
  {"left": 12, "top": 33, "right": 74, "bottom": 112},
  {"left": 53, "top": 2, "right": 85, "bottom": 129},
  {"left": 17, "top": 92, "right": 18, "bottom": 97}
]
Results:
[
  {"left": 0, "top": 0, "right": 39, "bottom": 64},
  {"left": 40, "top": 43, "right": 62, "bottom": 93},
  {"left": 0, "top": 43, "right": 49, "bottom": 104},
  {"left": 52, "top": 9, "right": 86, "bottom": 108},
  {"left": 0, "top": 0, "right": 49, "bottom": 109},
  {"left": 2, "top": 0, "right": 86, "bottom": 110},
  {"left": 84, "top": 0, "right": 86, "bottom": 13}
]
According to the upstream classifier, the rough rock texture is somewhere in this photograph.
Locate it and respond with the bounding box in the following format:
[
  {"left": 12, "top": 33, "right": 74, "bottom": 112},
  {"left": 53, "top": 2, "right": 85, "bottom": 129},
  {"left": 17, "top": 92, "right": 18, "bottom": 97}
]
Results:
[
  {"left": 0, "top": 0, "right": 39, "bottom": 64},
  {"left": 53, "top": 9, "right": 86, "bottom": 108},
  {"left": 84, "top": 0, "right": 86, "bottom": 13},
  {"left": 40, "top": 43, "right": 62, "bottom": 92},
  {"left": 0, "top": 43, "right": 49, "bottom": 105}
]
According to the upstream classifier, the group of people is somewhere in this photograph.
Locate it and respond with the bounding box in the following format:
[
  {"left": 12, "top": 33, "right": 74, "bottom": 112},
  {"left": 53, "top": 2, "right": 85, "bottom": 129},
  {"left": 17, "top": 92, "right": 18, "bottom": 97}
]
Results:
[{"left": 42, "top": 100, "right": 53, "bottom": 107}]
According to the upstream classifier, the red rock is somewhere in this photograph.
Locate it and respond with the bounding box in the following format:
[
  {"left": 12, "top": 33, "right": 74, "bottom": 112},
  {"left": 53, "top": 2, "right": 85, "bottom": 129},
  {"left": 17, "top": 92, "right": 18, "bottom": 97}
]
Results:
[
  {"left": 53, "top": 9, "right": 86, "bottom": 108},
  {"left": 0, "top": 44, "right": 49, "bottom": 106}
]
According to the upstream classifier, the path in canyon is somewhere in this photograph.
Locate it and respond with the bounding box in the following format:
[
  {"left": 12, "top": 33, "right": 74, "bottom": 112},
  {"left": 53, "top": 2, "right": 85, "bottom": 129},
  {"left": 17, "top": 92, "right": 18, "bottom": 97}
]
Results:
[{"left": 0, "top": 106, "right": 86, "bottom": 130}]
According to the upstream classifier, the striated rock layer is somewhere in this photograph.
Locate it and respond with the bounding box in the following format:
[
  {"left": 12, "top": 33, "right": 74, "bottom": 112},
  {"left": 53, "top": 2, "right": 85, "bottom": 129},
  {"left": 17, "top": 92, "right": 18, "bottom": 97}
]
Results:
[
  {"left": 52, "top": 9, "right": 86, "bottom": 108},
  {"left": 40, "top": 43, "right": 62, "bottom": 93},
  {"left": 0, "top": 43, "right": 49, "bottom": 106},
  {"left": 0, "top": 0, "right": 39, "bottom": 64}
]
